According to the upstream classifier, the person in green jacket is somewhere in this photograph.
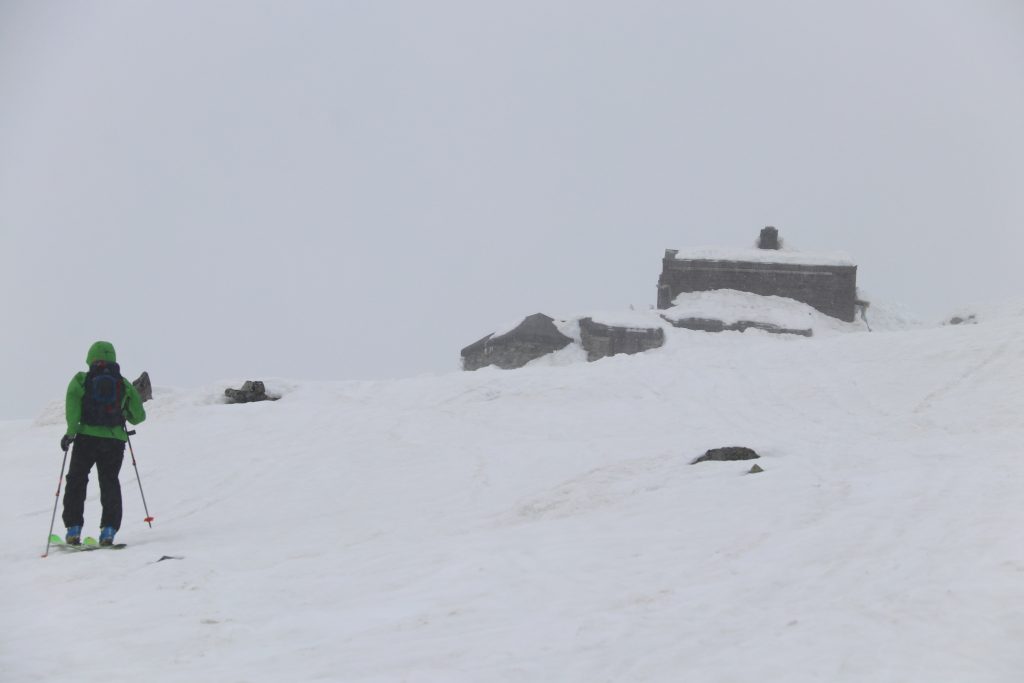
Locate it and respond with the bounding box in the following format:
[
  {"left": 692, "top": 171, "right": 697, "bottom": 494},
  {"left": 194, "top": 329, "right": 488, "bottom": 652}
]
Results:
[{"left": 61, "top": 341, "right": 146, "bottom": 545}]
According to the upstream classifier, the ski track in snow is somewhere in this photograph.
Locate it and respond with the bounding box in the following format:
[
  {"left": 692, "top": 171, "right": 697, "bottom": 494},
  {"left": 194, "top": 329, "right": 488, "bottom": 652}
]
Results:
[{"left": 2, "top": 315, "right": 1024, "bottom": 682}]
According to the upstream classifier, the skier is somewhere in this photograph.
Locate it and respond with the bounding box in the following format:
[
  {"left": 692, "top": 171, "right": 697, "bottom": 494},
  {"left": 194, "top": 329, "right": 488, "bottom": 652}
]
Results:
[{"left": 60, "top": 341, "right": 146, "bottom": 546}]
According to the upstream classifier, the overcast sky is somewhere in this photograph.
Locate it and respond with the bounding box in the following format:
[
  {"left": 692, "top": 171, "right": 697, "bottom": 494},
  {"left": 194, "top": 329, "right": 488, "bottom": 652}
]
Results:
[{"left": 2, "top": 1, "right": 1023, "bottom": 420}]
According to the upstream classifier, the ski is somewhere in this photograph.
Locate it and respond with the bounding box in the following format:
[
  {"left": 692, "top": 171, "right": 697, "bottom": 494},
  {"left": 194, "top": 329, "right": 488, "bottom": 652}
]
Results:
[{"left": 47, "top": 534, "right": 126, "bottom": 551}]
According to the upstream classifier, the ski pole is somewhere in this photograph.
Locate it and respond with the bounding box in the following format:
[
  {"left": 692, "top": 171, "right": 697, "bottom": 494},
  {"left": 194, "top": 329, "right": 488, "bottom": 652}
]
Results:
[
  {"left": 125, "top": 429, "right": 154, "bottom": 527},
  {"left": 42, "top": 446, "right": 71, "bottom": 558}
]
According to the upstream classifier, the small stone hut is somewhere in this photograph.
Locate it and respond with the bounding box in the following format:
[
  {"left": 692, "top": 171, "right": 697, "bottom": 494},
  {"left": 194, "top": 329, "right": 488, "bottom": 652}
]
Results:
[
  {"left": 657, "top": 227, "right": 858, "bottom": 322},
  {"left": 461, "top": 313, "right": 573, "bottom": 371}
]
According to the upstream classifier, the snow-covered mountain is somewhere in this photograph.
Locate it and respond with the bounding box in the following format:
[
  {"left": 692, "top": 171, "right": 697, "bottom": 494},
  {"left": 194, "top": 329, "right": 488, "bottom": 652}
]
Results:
[{"left": 2, "top": 302, "right": 1022, "bottom": 682}]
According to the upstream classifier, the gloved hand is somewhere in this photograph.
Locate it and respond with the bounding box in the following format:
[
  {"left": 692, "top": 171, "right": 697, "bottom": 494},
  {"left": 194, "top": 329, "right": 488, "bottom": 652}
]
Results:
[{"left": 60, "top": 434, "right": 75, "bottom": 452}]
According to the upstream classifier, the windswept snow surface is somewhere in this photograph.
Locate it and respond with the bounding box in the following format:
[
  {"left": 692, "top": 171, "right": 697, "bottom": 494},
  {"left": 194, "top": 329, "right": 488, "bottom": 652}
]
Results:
[{"left": 3, "top": 315, "right": 1024, "bottom": 682}]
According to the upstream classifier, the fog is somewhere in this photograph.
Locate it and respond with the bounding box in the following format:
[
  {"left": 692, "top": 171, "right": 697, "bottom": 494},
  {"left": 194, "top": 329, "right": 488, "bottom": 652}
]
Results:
[{"left": 2, "top": 1, "right": 1022, "bottom": 419}]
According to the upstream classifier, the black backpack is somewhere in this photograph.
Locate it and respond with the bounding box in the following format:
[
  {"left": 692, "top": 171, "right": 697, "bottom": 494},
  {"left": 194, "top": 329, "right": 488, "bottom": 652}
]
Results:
[{"left": 81, "top": 361, "right": 125, "bottom": 427}]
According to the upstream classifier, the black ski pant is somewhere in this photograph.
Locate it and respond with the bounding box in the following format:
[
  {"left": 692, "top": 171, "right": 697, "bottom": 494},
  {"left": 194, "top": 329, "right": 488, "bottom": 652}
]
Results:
[{"left": 61, "top": 433, "right": 126, "bottom": 531}]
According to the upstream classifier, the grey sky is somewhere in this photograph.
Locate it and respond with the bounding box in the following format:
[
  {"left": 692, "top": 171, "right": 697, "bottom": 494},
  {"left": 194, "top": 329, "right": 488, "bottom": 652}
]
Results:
[{"left": 2, "top": 1, "right": 1023, "bottom": 420}]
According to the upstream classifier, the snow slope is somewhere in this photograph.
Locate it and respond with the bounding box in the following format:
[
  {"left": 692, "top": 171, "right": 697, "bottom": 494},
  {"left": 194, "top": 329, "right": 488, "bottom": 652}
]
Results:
[{"left": 3, "top": 309, "right": 1024, "bottom": 682}]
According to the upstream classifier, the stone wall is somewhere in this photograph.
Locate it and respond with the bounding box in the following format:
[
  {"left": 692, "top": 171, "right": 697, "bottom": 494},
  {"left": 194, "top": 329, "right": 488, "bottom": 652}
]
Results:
[
  {"left": 663, "top": 316, "right": 813, "bottom": 337},
  {"left": 579, "top": 318, "right": 665, "bottom": 362},
  {"left": 657, "top": 257, "right": 857, "bottom": 322}
]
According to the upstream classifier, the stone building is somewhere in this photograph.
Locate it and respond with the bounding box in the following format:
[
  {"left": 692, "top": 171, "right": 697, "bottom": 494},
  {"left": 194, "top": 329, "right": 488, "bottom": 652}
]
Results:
[
  {"left": 461, "top": 313, "right": 667, "bottom": 371},
  {"left": 657, "top": 227, "right": 858, "bottom": 322}
]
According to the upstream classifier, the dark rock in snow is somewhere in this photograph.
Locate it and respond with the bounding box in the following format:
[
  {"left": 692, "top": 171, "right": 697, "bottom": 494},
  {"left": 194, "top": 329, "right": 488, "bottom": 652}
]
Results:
[
  {"left": 578, "top": 318, "right": 665, "bottom": 362},
  {"left": 133, "top": 371, "right": 153, "bottom": 403},
  {"left": 224, "top": 380, "right": 279, "bottom": 404},
  {"left": 461, "top": 313, "right": 573, "bottom": 371},
  {"left": 691, "top": 446, "right": 760, "bottom": 465},
  {"left": 748, "top": 464, "right": 764, "bottom": 474}
]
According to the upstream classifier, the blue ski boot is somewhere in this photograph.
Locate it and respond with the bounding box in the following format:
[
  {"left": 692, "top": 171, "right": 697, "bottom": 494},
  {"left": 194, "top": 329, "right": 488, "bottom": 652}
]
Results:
[
  {"left": 99, "top": 526, "right": 116, "bottom": 547},
  {"left": 65, "top": 526, "right": 82, "bottom": 545}
]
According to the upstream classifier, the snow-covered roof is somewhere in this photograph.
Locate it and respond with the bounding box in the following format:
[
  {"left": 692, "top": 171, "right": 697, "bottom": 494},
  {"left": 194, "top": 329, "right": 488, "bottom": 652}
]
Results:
[{"left": 668, "top": 247, "right": 855, "bottom": 267}]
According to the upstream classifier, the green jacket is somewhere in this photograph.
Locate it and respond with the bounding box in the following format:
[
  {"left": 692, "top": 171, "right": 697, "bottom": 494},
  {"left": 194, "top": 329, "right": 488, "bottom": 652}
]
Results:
[{"left": 65, "top": 341, "right": 146, "bottom": 442}]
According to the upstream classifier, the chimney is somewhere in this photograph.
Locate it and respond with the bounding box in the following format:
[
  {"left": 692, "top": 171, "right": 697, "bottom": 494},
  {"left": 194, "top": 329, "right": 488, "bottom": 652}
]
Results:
[{"left": 758, "top": 226, "right": 780, "bottom": 250}]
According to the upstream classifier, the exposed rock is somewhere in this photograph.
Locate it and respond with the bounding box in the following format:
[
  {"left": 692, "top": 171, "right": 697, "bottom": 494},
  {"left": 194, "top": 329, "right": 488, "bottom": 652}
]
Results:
[
  {"left": 461, "top": 313, "right": 573, "bottom": 371},
  {"left": 663, "top": 316, "right": 812, "bottom": 337},
  {"left": 748, "top": 464, "right": 764, "bottom": 474},
  {"left": 132, "top": 371, "right": 153, "bottom": 403},
  {"left": 224, "top": 380, "right": 279, "bottom": 404},
  {"left": 691, "top": 446, "right": 760, "bottom": 465},
  {"left": 947, "top": 314, "right": 977, "bottom": 326},
  {"left": 578, "top": 318, "right": 665, "bottom": 362}
]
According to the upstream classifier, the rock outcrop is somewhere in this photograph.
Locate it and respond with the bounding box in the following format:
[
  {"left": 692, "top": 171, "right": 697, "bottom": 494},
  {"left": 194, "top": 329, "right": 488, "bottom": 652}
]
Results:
[
  {"left": 224, "top": 380, "right": 279, "bottom": 404},
  {"left": 132, "top": 371, "right": 153, "bottom": 403},
  {"left": 691, "top": 446, "right": 760, "bottom": 465}
]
